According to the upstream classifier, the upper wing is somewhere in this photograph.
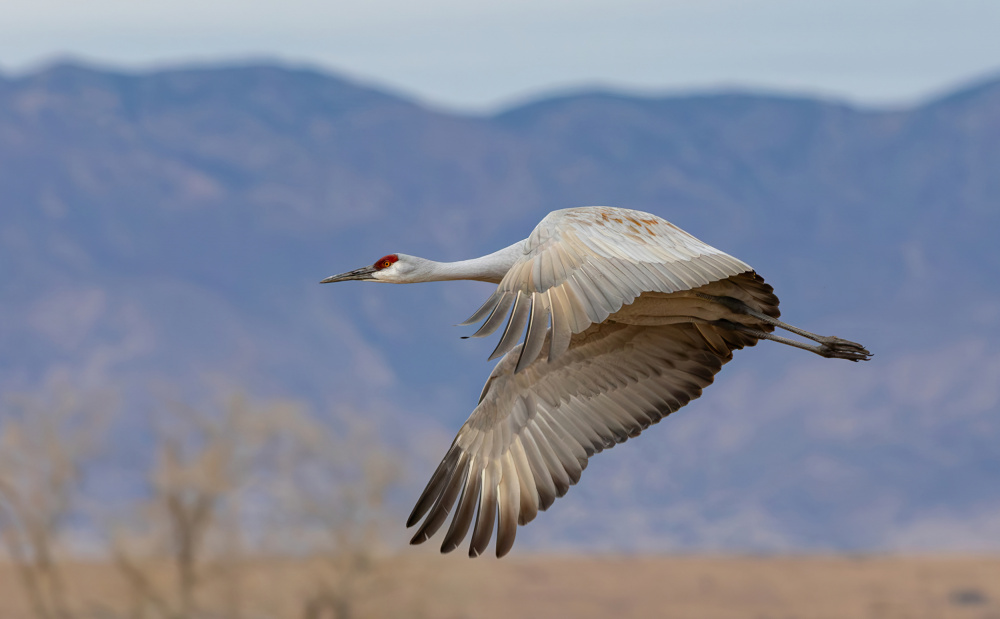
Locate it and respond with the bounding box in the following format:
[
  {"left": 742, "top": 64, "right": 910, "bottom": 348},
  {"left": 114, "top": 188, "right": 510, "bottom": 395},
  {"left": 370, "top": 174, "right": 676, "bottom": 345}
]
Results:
[
  {"left": 406, "top": 320, "right": 759, "bottom": 558},
  {"left": 461, "top": 207, "right": 752, "bottom": 372}
]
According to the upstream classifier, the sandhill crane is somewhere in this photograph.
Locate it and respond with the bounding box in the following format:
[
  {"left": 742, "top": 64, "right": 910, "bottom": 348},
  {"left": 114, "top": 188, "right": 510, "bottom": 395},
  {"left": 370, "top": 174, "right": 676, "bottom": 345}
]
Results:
[{"left": 321, "top": 206, "right": 871, "bottom": 558}]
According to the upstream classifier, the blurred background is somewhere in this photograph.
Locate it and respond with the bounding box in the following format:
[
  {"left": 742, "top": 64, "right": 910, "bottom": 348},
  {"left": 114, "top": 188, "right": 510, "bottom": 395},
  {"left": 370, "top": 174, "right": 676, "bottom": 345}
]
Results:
[{"left": 1, "top": 1, "right": 999, "bottom": 617}]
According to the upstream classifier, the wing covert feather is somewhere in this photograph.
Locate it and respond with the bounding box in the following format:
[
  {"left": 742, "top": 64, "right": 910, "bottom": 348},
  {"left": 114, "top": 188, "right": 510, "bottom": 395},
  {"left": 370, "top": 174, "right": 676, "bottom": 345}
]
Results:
[{"left": 463, "top": 207, "right": 753, "bottom": 370}]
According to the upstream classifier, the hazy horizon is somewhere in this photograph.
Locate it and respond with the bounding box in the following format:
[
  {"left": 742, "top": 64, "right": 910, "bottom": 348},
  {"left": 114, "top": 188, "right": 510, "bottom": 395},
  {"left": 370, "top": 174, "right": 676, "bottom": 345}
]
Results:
[
  {"left": 5, "top": 55, "right": 999, "bottom": 116},
  {"left": 3, "top": 0, "right": 999, "bottom": 111}
]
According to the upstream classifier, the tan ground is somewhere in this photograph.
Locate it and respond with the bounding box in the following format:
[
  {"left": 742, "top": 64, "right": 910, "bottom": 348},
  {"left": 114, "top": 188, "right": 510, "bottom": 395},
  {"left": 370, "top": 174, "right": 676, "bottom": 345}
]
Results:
[{"left": 2, "top": 554, "right": 998, "bottom": 619}]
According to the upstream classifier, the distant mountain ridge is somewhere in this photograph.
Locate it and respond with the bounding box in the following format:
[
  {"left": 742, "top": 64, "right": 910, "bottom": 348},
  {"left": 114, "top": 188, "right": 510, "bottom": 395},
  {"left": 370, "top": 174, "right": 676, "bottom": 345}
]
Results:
[{"left": 2, "top": 61, "right": 998, "bottom": 551}]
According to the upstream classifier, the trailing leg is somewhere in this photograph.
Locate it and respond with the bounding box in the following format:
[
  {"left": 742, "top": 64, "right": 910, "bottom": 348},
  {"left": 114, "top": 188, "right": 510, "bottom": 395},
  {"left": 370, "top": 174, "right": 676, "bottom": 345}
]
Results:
[{"left": 711, "top": 319, "right": 872, "bottom": 362}]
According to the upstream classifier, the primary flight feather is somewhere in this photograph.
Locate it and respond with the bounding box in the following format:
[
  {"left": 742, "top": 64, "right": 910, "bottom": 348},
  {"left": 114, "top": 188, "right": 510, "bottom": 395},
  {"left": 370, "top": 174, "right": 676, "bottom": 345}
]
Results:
[{"left": 321, "top": 206, "right": 871, "bottom": 558}]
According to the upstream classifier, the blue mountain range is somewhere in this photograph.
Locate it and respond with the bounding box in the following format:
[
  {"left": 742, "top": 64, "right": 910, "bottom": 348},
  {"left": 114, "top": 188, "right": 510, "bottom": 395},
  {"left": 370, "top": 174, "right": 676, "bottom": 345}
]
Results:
[{"left": 2, "top": 62, "right": 997, "bottom": 551}]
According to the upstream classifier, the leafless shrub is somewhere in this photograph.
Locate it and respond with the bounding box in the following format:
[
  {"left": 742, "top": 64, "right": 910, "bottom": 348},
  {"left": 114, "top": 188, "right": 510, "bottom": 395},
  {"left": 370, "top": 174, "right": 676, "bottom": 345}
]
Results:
[
  {"left": 0, "top": 384, "right": 115, "bottom": 619},
  {"left": 277, "top": 411, "right": 402, "bottom": 619},
  {"left": 105, "top": 393, "right": 402, "bottom": 619},
  {"left": 0, "top": 382, "right": 403, "bottom": 619}
]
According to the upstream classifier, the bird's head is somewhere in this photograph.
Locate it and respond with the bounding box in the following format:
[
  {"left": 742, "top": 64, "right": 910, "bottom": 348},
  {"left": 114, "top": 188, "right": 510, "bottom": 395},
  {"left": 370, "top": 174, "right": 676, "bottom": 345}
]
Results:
[{"left": 320, "top": 253, "right": 417, "bottom": 284}]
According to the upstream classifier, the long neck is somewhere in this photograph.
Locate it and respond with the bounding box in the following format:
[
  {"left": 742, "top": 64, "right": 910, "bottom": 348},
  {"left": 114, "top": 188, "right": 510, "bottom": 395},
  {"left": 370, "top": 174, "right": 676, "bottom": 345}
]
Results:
[{"left": 410, "top": 241, "right": 523, "bottom": 284}]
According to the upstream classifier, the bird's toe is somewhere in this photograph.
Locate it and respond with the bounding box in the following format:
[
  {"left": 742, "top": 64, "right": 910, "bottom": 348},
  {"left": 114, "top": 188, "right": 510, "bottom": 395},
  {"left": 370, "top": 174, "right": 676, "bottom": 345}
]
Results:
[{"left": 818, "top": 337, "right": 872, "bottom": 362}]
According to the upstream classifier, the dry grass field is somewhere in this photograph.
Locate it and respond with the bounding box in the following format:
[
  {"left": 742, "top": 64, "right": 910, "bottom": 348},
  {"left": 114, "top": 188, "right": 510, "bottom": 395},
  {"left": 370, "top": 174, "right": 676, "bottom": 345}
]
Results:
[{"left": 1, "top": 554, "right": 998, "bottom": 619}]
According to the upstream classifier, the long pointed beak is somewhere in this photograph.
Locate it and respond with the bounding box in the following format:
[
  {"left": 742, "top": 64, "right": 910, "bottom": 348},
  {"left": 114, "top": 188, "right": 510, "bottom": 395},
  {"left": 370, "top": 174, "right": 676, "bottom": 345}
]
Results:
[{"left": 320, "top": 265, "right": 377, "bottom": 284}]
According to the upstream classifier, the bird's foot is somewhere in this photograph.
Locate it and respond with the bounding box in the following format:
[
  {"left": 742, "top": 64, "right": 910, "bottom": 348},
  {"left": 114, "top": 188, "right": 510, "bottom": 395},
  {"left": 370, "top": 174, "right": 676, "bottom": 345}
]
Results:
[{"left": 816, "top": 336, "right": 872, "bottom": 362}]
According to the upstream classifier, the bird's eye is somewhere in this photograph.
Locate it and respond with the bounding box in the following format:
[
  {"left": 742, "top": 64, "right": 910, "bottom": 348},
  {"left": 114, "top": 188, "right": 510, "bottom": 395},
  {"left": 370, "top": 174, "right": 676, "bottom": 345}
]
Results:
[{"left": 373, "top": 254, "right": 399, "bottom": 270}]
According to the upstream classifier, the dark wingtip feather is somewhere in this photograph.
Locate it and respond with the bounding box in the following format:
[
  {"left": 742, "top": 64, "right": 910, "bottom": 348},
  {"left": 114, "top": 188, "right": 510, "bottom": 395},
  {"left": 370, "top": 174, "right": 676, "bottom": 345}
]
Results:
[
  {"left": 515, "top": 295, "right": 549, "bottom": 374},
  {"left": 472, "top": 292, "right": 515, "bottom": 340},
  {"left": 495, "top": 533, "right": 515, "bottom": 558},
  {"left": 407, "top": 448, "right": 461, "bottom": 527},
  {"left": 469, "top": 466, "right": 498, "bottom": 558},
  {"left": 459, "top": 289, "right": 503, "bottom": 327},
  {"left": 409, "top": 451, "right": 471, "bottom": 545},
  {"left": 488, "top": 292, "right": 530, "bottom": 361},
  {"left": 440, "top": 464, "right": 482, "bottom": 553},
  {"left": 495, "top": 502, "right": 517, "bottom": 557}
]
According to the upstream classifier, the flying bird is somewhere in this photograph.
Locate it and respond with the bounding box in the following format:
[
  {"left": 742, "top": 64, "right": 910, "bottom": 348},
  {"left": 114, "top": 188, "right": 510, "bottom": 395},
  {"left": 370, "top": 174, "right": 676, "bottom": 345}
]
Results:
[{"left": 321, "top": 206, "right": 871, "bottom": 558}]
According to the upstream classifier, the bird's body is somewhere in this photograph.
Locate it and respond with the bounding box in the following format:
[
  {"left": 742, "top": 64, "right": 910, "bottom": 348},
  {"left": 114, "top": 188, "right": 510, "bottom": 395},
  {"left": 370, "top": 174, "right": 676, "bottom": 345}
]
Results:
[{"left": 322, "top": 206, "right": 870, "bottom": 558}]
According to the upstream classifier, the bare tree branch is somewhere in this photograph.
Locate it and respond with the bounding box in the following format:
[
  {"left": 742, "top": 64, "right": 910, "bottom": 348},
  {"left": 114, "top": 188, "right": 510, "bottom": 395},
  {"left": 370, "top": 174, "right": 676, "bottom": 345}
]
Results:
[{"left": 0, "top": 383, "right": 115, "bottom": 619}]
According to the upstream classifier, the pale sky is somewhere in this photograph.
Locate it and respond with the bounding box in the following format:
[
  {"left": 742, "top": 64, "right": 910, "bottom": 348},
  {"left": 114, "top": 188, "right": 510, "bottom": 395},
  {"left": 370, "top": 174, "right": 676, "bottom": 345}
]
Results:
[{"left": 2, "top": 0, "right": 999, "bottom": 111}]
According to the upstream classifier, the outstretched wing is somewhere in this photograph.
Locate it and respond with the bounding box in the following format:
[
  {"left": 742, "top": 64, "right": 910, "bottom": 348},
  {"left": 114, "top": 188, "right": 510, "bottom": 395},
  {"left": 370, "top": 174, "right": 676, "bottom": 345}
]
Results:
[
  {"left": 406, "top": 320, "right": 760, "bottom": 558},
  {"left": 461, "top": 207, "right": 752, "bottom": 372}
]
